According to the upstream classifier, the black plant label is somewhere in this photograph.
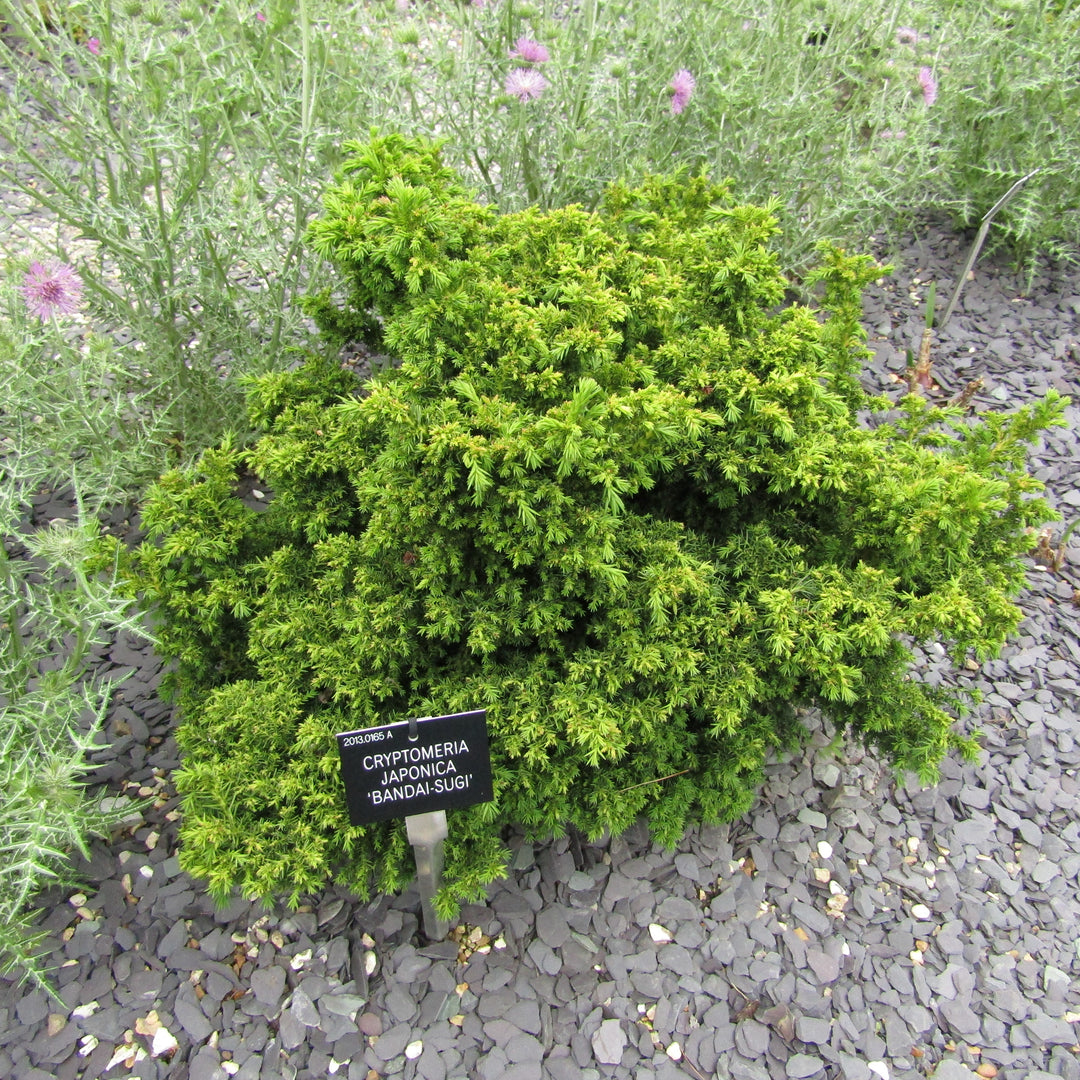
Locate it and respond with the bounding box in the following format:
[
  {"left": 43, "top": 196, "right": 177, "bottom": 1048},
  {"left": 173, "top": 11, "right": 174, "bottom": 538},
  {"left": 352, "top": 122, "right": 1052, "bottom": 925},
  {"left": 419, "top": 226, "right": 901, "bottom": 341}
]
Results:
[{"left": 336, "top": 710, "right": 493, "bottom": 825}]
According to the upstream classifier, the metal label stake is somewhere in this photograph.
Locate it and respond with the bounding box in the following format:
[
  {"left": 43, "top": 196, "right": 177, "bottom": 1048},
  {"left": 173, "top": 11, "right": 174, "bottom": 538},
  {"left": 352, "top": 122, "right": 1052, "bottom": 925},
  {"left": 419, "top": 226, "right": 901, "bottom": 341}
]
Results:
[
  {"left": 405, "top": 810, "right": 449, "bottom": 941},
  {"left": 335, "top": 709, "right": 492, "bottom": 941}
]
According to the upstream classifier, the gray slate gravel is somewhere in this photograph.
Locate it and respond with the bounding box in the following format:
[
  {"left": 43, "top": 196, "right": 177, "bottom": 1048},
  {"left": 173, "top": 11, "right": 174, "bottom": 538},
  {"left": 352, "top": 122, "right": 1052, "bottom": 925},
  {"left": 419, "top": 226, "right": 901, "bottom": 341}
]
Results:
[{"left": 2, "top": 223, "right": 1079, "bottom": 1080}]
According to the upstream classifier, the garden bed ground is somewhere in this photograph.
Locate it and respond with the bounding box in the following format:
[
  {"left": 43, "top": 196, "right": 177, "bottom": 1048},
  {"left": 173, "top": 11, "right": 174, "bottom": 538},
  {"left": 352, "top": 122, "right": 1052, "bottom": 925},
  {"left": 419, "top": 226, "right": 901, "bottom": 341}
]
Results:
[{"left": 2, "top": 222, "right": 1079, "bottom": 1080}]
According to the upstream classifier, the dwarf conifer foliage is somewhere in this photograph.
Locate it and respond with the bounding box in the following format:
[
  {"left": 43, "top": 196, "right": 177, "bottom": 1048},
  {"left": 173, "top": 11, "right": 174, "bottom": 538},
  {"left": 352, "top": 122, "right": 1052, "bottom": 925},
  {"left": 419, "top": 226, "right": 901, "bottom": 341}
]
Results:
[{"left": 128, "top": 134, "right": 1064, "bottom": 912}]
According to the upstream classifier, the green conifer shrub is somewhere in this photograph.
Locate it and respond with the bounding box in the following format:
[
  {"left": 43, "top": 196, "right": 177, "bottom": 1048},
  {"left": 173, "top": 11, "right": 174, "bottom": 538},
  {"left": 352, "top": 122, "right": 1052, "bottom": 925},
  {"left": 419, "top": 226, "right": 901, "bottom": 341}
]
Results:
[{"left": 124, "top": 134, "right": 1065, "bottom": 914}]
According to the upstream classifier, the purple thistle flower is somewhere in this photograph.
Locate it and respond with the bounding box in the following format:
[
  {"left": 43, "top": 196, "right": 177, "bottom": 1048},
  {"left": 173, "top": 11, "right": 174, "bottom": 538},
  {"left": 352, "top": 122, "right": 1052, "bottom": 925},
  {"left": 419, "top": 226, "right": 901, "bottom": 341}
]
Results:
[
  {"left": 669, "top": 69, "right": 695, "bottom": 115},
  {"left": 918, "top": 66, "right": 937, "bottom": 106},
  {"left": 21, "top": 260, "right": 84, "bottom": 321},
  {"left": 505, "top": 67, "right": 548, "bottom": 103},
  {"left": 86, "top": 37, "right": 102, "bottom": 55},
  {"left": 509, "top": 37, "right": 549, "bottom": 64},
  {"left": 895, "top": 27, "right": 920, "bottom": 45},
  {"left": 255, "top": 10, "right": 266, "bottom": 21}
]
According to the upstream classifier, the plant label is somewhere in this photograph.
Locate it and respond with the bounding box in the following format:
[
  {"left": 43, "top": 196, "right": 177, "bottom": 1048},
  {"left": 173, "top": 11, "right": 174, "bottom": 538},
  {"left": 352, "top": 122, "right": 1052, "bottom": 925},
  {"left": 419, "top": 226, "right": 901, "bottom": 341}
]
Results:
[{"left": 336, "top": 710, "right": 493, "bottom": 825}]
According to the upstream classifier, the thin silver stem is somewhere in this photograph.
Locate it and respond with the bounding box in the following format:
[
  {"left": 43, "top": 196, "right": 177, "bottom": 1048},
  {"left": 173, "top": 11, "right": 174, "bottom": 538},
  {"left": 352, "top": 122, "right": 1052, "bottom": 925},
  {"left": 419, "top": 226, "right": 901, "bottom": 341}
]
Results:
[{"left": 938, "top": 168, "right": 1041, "bottom": 330}]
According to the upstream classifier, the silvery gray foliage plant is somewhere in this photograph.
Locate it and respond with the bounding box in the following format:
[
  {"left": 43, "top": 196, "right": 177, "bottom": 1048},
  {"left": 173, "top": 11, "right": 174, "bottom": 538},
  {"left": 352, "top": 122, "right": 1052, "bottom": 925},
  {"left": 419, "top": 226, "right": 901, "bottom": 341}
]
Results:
[
  {"left": 0, "top": 273, "right": 156, "bottom": 993},
  {"left": 0, "top": 480, "right": 152, "bottom": 994},
  {"left": 0, "top": 0, "right": 348, "bottom": 456},
  {"left": 2, "top": 261, "right": 174, "bottom": 508}
]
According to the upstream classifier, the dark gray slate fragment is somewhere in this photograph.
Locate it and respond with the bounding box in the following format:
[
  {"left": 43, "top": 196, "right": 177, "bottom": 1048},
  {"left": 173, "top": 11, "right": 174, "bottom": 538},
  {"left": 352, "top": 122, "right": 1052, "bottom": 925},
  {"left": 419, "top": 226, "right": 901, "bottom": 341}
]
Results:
[
  {"left": 796, "top": 1015, "right": 833, "bottom": 1044},
  {"left": 416, "top": 1043, "right": 448, "bottom": 1080},
  {"left": 659, "top": 944, "right": 695, "bottom": 976},
  {"left": 734, "top": 1017, "right": 771, "bottom": 1056},
  {"left": 123, "top": 968, "right": 164, "bottom": 1005},
  {"left": 188, "top": 1047, "right": 228, "bottom": 1080},
  {"left": 939, "top": 999, "right": 983, "bottom": 1037},
  {"left": 503, "top": 1065, "right": 543, "bottom": 1080},
  {"left": 791, "top": 901, "right": 831, "bottom": 935},
  {"left": 674, "top": 920, "right": 706, "bottom": 950},
  {"left": 16, "top": 991, "right": 50, "bottom": 1026},
  {"left": 250, "top": 965, "right": 286, "bottom": 1008},
  {"left": 987, "top": 983, "right": 1029, "bottom": 1021},
  {"left": 754, "top": 811, "right": 780, "bottom": 840},
  {"left": 631, "top": 971, "right": 666, "bottom": 997},
  {"left": 79, "top": 1004, "right": 132, "bottom": 1042},
  {"left": 825, "top": 784, "right": 864, "bottom": 810},
  {"left": 505, "top": 999, "right": 543, "bottom": 1035},
  {"left": 277, "top": 1008, "right": 306, "bottom": 1050},
  {"left": 1024, "top": 1012, "right": 1078, "bottom": 1045},
  {"left": 478, "top": 1047, "right": 510, "bottom": 1079},
  {"left": 1019, "top": 819, "right": 1044, "bottom": 848},
  {"left": 835, "top": 1054, "right": 874, "bottom": 1080},
  {"left": 806, "top": 948, "right": 840, "bottom": 984},
  {"left": 604, "top": 873, "right": 635, "bottom": 903},
  {"left": 883, "top": 1010, "right": 912, "bottom": 1057},
  {"left": 372, "top": 1021, "right": 413, "bottom": 1061},
  {"left": 592, "top": 1019, "right": 626, "bottom": 1065},
  {"left": 730, "top": 1057, "right": 773, "bottom": 1080},
  {"left": 156, "top": 920, "right": 187, "bottom": 959},
  {"left": 657, "top": 896, "right": 700, "bottom": 923},
  {"left": 1050, "top": 1048, "right": 1080, "bottom": 1080},
  {"left": 476, "top": 988, "right": 516, "bottom": 1019},
  {"left": 394, "top": 949, "right": 434, "bottom": 983},
  {"left": 526, "top": 939, "right": 562, "bottom": 976},
  {"left": 545, "top": 1052, "right": 584, "bottom": 1080},
  {"left": 175, "top": 992, "right": 214, "bottom": 1042},
  {"left": 712, "top": 1018, "right": 736, "bottom": 1053},
  {"left": 289, "top": 985, "right": 322, "bottom": 1026},
  {"left": 930, "top": 1063, "right": 976, "bottom": 1080},
  {"left": 951, "top": 816, "right": 995, "bottom": 847},
  {"left": 383, "top": 983, "right": 417, "bottom": 1024},
  {"left": 198, "top": 928, "right": 235, "bottom": 962},
  {"left": 506, "top": 1033, "right": 544, "bottom": 1063},
  {"left": 318, "top": 1008, "right": 356, "bottom": 1042},
  {"left": 958, "top": 784, "right": 991, "bottom": 809},
  {"left": 536, "top": 905, "right": 571, "bottom": 949},
  {"left": 787, "top": 1054, "right": 826, "bottom": 1078},
  {"left": 200, "top": 980, "right": 232, "bottom": 1010},
  {"left": 484, "top": 1017, "right": 524, "bottom": 1044},
  {"left": 321, "top": 991, "right": 367, "bottom": 1018},
  {"left": 1032, "top": 860, "right": 1059, "bottom": 884}
]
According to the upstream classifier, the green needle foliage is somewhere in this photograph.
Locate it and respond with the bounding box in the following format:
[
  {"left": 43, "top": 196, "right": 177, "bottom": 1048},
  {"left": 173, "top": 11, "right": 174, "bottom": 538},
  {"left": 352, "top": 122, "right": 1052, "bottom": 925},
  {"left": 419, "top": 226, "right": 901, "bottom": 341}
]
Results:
[{"left": 123, "top": 135, "right": 1066, "bottom": 915}]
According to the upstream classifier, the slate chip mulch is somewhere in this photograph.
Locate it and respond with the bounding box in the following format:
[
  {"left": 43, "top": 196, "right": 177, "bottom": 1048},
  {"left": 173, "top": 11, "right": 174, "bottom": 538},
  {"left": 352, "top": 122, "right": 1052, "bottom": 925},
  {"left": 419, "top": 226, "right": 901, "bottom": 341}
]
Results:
[{"left": 2, "top": 224, "right": 1079, "bottom": 1080}]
